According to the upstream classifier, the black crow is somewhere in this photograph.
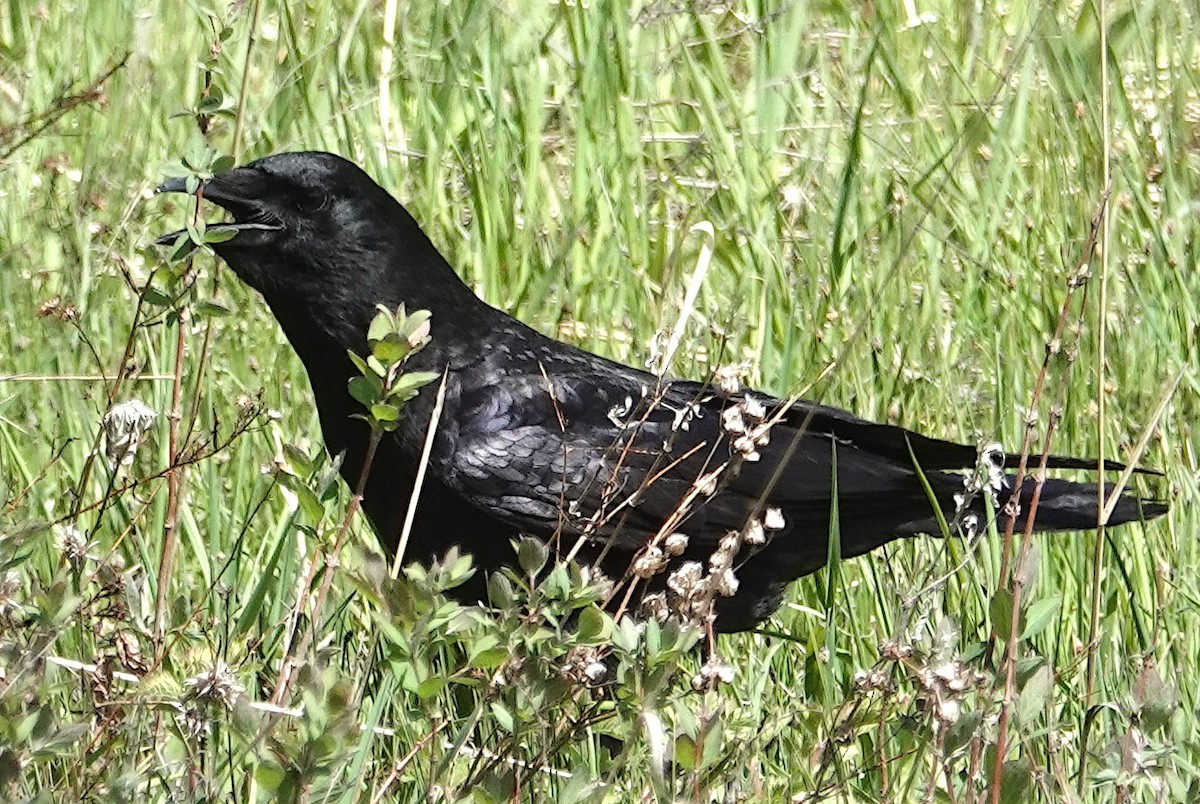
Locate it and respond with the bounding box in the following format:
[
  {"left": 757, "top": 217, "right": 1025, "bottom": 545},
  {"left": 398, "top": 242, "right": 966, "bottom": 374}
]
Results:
[{"left": 157, "top": 152, "right": 1166, "bottom": 632}]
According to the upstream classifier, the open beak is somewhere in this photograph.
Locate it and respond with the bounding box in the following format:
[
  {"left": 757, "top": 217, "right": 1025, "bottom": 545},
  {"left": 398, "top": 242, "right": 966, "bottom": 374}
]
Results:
[{"left": 155, "top": 169, "right": 283, "bottom": 247}]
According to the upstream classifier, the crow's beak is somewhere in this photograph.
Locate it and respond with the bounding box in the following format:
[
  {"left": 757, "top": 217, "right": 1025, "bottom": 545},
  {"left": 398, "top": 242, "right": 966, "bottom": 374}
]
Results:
[
  {"left": 156, "top": 176, "right": 192, "bottom": 195},
  {"left": 154, "top": 168, "right": 283, "bottom": 248}
]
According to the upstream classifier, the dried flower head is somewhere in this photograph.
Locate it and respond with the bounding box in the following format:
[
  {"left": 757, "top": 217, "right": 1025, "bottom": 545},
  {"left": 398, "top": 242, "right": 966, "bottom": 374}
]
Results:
[
  {"left": 742, "top": 395, "right": 767, "bottom": 421},
  {"left": 692, "top": 467, "right": 722, "bottom": 497},
  {"left": 561, "top": 646, "right": 607, "bottom": 687},
  {"left": 936, "top": 697, "right": 961, "bottom": 725},
  {"left": 743, "top": 518, "right": 766, "bottom": 546},
  {"left": 710, "top": 568, "right": 739, "bottom": 597},
  {"left": 709, "top": 530, "right": 741, "bottom": 574},
  {"left": 879, "top": 640, "right": 913, "bottom": 661},
  {"left": 55, "top": 523, "right": 93, "bottom": 568},
  {"left": 667, "top": 561, "right": 705, "bottom": 598},
  {"left": 102, "top": 400, "right": 157, "bottom": 467},
  {"left": 721, "top": 406, "right": 746, "bottom": 435},
  {"left": 663, "top": 532, "right": 689, "bottom": 556},
  {"left": 632, "top": 546, "right": 668, "bottom": 579},
  {"left": 732, "top": 435, "right": 761, "bottom": 462},
  {"left": 980, "top": 442, "right": 1006, "bottom": 492},
  {"left": 38, "top": 296, "right": 77, "bottom": 322},
  {"left": 853, "top": 668, "right": 893, "bottom": 696},
  {"left": 691, "top": 657, "right": 735, "bottom": 691},
  {"left": 114, "top": 631, "right": 149, "bottom": 674},
  {"left": 0, "top": 571, "right": 23, "bottom": 622},
  {"left": 183, "top": 662, "right": 244, "bottom": 712},
  {"left": 640, "top": 591, "right": 670, "bottom": 622},
  {"left": 714, "top": 365, "right": 745, "bottom": 394}
]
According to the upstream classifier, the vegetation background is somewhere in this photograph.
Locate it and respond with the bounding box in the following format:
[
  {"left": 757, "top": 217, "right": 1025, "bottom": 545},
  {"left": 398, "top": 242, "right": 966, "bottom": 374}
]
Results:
[{"left": 0, "top": 0, "right": 1196, "bottom": 801}]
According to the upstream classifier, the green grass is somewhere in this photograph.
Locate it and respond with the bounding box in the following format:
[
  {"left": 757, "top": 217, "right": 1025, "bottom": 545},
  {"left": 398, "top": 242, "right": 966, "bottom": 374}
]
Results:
[{"left": 1, "top": 0, "right": 1197, "bottom": 801}]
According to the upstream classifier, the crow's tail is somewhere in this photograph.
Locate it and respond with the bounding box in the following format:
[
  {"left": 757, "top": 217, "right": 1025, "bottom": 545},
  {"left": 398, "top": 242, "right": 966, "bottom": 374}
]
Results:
[{"left": 1005, "top": 476, "right": 1167, "bottom": 532}]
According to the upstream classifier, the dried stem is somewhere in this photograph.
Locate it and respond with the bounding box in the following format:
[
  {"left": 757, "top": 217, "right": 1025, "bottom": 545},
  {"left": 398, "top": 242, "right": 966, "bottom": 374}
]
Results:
[
  {"left": 231, "top": 0, "right": 262, "bottom": 162},
  {"left": 1082, "top": 0, "right": 1114, "bottom": 792},
  {"left": 269, "top": 427, "right": 383, "bottom": 706},
  {"left": 153, "top": 305, "right": 190, "bottom": 650},
  {"left": 987, "top": 198, "right": 1106, "bottom": 803}
]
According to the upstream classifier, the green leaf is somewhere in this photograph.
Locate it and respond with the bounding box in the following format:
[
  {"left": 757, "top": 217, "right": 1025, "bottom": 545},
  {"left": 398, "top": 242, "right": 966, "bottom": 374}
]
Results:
[
  {"left": 370, "top": 403, "right": 400, "bottom": 422},
  {"left": 489, "top": 701, "right": 515, "bottom": 733},
  {"left": 468, "top": 635, "right": 501, "bottom": 663},
  {"left": 1019, "top": 595, "right": 1061, "bottom": 641},
  {"left": 202, "top": 226, "right": 238, "bottom": 244},
  {"left": 516, "top": 537, "right": 548, "bottom": 576},
  {"left": 611, "top": 616, "right": 642, "bottom": 653},
  {"left": 989, "top": 588, "right": 1015, "bottom": 640},
  {"left": 416, "top": 676, "right": 448, "bottom": 700},
  {"left": 141, "top": 286, "right": 175, "bottom": 307},
  {"left": 470, "top": 647, "right": 508, "bottom": 671},
  {"left": 367, "top": 309, "right": 394, "bottom": 342},
  {"left": 1016, "top": 664, "right": 1052, "bottom": 724},
  {"left": 346, "top": 350, "right": 371, "bottom": 377},
  {"left": 159, "top": 160, "right": 189, "bottom": 178},
  {"left": 576, "top": 604, "right": 609, "bottom": 644},
  {"left": 487, "top": 573, "right": 515, "bottom": 608},
  {"left": 348, "top": 375, "right": 380, "bottom": 407},
  {"left": 998, "top": 756, "right": 1034, "bottom": 804},
  {"left": 371, "top": 335, "right": 409, "bottom": 365},
  {"left": 403, "top": 309, "right": 433, "bottom": 347},
  {"left": 391, "top": 371, "right": 440, "bottom": 396},
  {"left": 193, "top": 300, "right": 232, "bottom": 318},
  {"left": 1135, "top": 662, "right": 1178, "bottom": 732},
  {"left": 198, "top": 88, "right": 225, "bottom": 112},
  {"left": 945, "top": 711, "right": 982, "bottom": 754},
  {"left": 168, "top": 234, "right": 198, "bottom": 261},
  {"left": 32, "top": 722, "right": 89, "bottom": 756},
  {"left": 296, "top": 486, "right": 325, "bottom": 522},
  {"left": 236, "top": 527, "right": 290, "bottom": 637}
]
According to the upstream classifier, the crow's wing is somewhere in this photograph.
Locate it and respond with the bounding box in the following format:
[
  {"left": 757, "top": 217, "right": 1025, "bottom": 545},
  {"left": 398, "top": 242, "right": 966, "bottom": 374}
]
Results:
[
  {"left": 436, "top": 356, "right": 979, "bottom": 556},
  {"left": 440, "top": 366, "right": 722, "bottom": 549}
]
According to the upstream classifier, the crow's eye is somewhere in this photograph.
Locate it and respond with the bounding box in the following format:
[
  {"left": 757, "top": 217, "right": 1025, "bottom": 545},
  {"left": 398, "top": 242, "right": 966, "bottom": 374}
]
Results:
[{"left": 295, "top": 192, "right": 328, "bottom": 215}]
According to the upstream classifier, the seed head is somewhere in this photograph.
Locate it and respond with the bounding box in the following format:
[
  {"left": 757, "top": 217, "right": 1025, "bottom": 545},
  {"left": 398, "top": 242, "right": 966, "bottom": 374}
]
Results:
[
  {"left": 663, "top": 532, "right": 689, "bottom": 556},
  {"left": 743, "top": 519, "right": 766, "bottom": 546},
  {"left": 714, "top": 365, "right": 744, "bottom": 394},
  {"left": 184, "top": 662, "right": 244, "bottom": 712},
  {"left": 632, "top": 546, "right": 668, "bottom": 579},
  {"left": 102, "top": 400, "right": 157, "bottom": 467}
]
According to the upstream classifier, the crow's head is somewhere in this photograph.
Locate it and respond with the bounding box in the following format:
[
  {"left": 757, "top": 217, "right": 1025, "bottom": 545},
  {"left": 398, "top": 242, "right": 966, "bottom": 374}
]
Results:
[{"left": 156, "top": 151, "right": 405, "bottom": 295}]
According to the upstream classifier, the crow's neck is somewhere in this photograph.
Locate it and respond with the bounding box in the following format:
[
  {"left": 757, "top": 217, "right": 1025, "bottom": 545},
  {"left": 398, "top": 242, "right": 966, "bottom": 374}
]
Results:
[{"left": 259, "top": 241, "right": 501, "bottom": 459}]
